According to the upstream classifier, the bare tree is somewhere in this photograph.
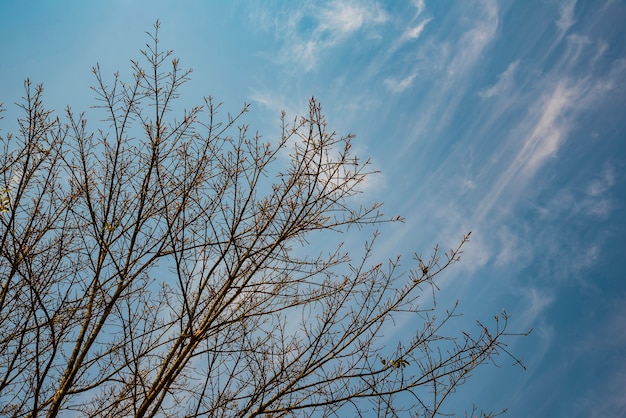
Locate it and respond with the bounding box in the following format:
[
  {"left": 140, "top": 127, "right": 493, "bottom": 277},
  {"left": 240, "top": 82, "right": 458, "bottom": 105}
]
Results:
[{"left": 0, "top": 22, "right": 529, "bottom": 418}]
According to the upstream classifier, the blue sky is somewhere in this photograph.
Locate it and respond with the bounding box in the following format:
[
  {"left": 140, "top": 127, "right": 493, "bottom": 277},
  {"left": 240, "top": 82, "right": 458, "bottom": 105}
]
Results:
[{"left": 1, "top": 1, "right": 625, "bottom": 416}]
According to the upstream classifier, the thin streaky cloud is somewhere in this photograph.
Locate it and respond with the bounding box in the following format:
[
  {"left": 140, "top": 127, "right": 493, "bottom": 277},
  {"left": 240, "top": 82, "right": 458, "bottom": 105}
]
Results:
[
  {"left": 442, "top": 0, "right": 499, "bottom": 84},
  {"left": 1, "top": 2, "right": 623, "bottom": 416},
  {"left": 386, "top": 17, "right": 432, "bottom": 63},
  {"left": 475, "top": 81, "right": 579, "bottom": 222},
  {"left": 479, "top": 60, "right": 519, "bottom": 99},
  {"left": 519, "top": 287, "right": 554, "bottom": 331},
  {"left": 384, "top": 72, "right": 418, "bottom": 93},
  {"left": 318, "top": 0, "right": 388, "bottom": 35},
  {"left": 493, "top": 225, "right": 532, "bottom": 268},
  {"left": 521, "top": 82, "right": 576, "bottom": 176},
  {"left": 401, "top": 0, "right": 500, "bottom": 150},
  {"left": 401, "top": 17, "right": 432, "bottom": 42},
  {"left": 556, "top": 0, "right": 577, "bottom": 39},
  {"left": 411, "top": 0, "right": 426, "bottom": 19},
  {"left": 266, "top": 0, "right": 389, "bottom": 72}
]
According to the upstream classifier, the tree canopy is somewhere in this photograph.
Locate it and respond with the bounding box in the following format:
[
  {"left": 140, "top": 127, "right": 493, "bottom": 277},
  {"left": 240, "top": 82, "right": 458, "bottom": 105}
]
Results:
[{"left": 0, "top": 22, "right": 528, "bottom": 418}]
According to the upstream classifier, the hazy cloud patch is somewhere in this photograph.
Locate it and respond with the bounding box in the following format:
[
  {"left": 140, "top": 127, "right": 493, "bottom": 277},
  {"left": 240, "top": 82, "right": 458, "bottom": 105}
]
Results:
[
  {"left": 556, "top": 0, "right": 577, "bottom": 39},
  {"left": 259, "top": 0, "right": 390, "bottom": 72},
  {"left": 318, "top": 0, "right": 388, "bottom": 35}
]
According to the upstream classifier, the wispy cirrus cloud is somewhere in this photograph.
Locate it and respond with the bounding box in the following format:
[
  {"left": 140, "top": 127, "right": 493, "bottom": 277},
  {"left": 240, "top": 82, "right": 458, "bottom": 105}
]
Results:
[
  {"left": 397, "top": 0, "right": 500, "bottom": 146},
  {"left": 384, "top": 72, "right": 418, "bottom": 93},
  {"left": 252, "top": 0, "right": 389, "bottom": 72},
  {"left": 474, "top": 80, "right": 579, "bottom": 222},
  {"left": 475, "top": 50, "right": 625, "bottom": 224},
  {"left": 536, "top": 164, "right": 616, "bottom": 221},
  {"left": 480, "top": 60, "right": 519, "bottom": 99},
  {"left": 390, "top": 2, "right": 624, "bottom": 298},
  {"left": 585, "top": 164, "right": 615, "bottom": 197},
  {"left": 385, "top": 0, "right": 431, "bottom": 59},
  {"left": 446, "top": 0, "right": 499, "bottom": 82},
  {"left": 401, "top": 17, "right": 432, "bottom": 43},
  {"left": 579, "top": 164, "right": 616, "bottom": 218},
  {"left": 318, "top": 0, "right": 388, "bottom": 36},
  {"left": 521, "top": 82, "right": 577, "bottom": 176},
  {"left": 519, "top": 287, "right": 554, "bottom": 331},
  {"left": 556, "top": 0, "right": 577, "bottom": 40},
  {"left": 410, "top": 0, "right": 426, "bottom": 19}
]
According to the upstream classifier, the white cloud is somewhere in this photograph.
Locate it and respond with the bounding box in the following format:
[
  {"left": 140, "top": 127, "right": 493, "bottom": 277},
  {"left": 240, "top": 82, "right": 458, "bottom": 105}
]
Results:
[
  {"left": 575, "top": 244, "right": 600, "bottom": 269},
  {"left": 260, "top": 0, "right": 389, "bottom": 72},
  {"left": 385, "top": 1, "right": 431, "bottom": 58},
  {"left": 248, "top": 90, "right": 309, "bottom": 130},
  {"left": 519, "top": 287, "right": 554, "bottom": 331},
  {"left": 556, "top": 0, "right": 577, "bottom": 38},
  {"left": 384, "top": 72, "right": 418, "bottom": 93},
  {"left": 584, "top": 199, "right": 612, "bottom": 218},
  {"left": 585, "top": 164, "right": 615, "bottom": 197},
  {"left": 522, "top": 82, "right": 576, "bottom": 176},
  {"left": 475, "top": 81, "right": 579, "bottom": 222},
  {"left": 533, "top": 164, "right": 615, "bottom": 222},
  {"left": 480, "top": 60, "right": 519, "bottom": 99},
  {"left": 319, "top": 0, "right": 388, "bottom": 35},
  {"left": 578, "top": 165, "right": 616, "bottom": 218},
  {"left": 401, "top": 18, "right": 432, "bottom": 42},
  {"left": 249, "top": 91, "right": 286, "bottom": 115},
  {"left": 411, "top": 0, "right": 426, "bottom": 19},
  {"left": 292, "top": 40, "right": 319, "bottom": 72},
  {"left": 493, "top": 225, "right": 532, "bottom": 268},
  {"left": 458, "top": 229, "right": 491, "bottom": 273},
  {"left": 461, "top": 177, "right": 477, "bottom": 190},
  {"left": 473, "top": 36, "right": 626, "bottom": 224},
  {"left": 398, "top": 0, "right": 500, "bottom": 149},
  {"left": 446, "top": 0, "right": 499, "bottom": 81}
]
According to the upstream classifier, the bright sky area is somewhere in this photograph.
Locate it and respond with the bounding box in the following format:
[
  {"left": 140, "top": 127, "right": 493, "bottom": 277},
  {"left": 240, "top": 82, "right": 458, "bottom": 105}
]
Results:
[{"left": 1, "top": 1, "right": 625, "bottom": 416}]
